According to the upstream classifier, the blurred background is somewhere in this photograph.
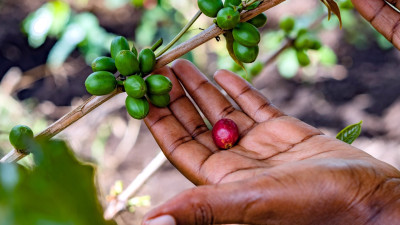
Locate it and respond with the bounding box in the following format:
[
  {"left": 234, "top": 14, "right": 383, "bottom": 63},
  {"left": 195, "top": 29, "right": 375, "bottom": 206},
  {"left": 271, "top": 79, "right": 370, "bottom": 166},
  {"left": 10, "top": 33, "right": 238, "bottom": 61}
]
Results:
[{"left": 1, "top": 0, "right": 400, "bottom": 224}]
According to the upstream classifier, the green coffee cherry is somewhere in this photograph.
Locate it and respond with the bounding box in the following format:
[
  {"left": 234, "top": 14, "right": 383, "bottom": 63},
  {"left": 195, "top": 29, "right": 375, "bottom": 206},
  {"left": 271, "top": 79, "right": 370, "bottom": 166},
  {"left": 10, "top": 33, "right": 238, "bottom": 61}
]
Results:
[
  {"left": 224, "top": 0, "right": 241, "bottom": 8},
  {"left": 296, "top": 28, "right": 308, "bottom": 37},
  {"left": 197, "top": 0, "right": 223, "bottom": 17},
  {"left": 115, "top": 50, "right": 140, "bottom": 76},
  {"left": 233, "top": 41, "right": 259, "bottom": 63},
  {"left": 110, "top": 36, "right": 130, "bottom": 59},
  {"left": 217, "top": 7, "right": 240, "bottom": 30},
  {"left": 247, "top": 13, "right": 267, "bottom": 28},
  {"left": 91, "top": 56, "right": 117, "bottom": 73},
  {"left": 9, "top": 125, "right": 34, "bottom": 151},
  {"left": 279, "top": 16, "right": 295, "bottom": 33},
  {"left": 139, "top": 48, "right": 156, "bottom": 75},
  {"left": 309, "top": 39, "right": 322, "bottom": 50},
  {"left": 296, "top": 50, "right": 311, "bottom": 66},
  {"left": 124, "top": 75, "right": 147, "bottom": 98},
  {"left": 294, "top": 34, "right": 315, "bottom": 50},
  {"left": 147, "top": 93, "right": 170, "bottom": 108},
  {"left": 125, "top": 96, "right": 149, "bottom": 119},
  {"left": 145, "top": 75, "right": 172, "bottom": 95},
  {"left": 232, "top": 22, "right": 260, "bottom": 47},
  {"left": 85, "top": 71, "right": 117, "bottom": 96}
]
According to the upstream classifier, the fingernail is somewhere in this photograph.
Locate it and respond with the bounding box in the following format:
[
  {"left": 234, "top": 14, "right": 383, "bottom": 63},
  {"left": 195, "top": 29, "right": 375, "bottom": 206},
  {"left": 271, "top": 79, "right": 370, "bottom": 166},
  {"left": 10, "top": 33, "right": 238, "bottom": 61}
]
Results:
[{"left": 145, "top": 215, "right": 176, "bottom": 225}]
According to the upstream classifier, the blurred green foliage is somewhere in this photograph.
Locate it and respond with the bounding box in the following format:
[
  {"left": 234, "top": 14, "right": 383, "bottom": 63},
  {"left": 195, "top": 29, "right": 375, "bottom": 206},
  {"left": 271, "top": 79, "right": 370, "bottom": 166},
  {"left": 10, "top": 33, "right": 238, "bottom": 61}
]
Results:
[
  {"left": 0, "top": 139, "right": 116, "bottom": 225},
  {"left": 22, "top": 0, "right": 194, "bottom": 69},
  {"left": 20, "top": 0, "right": 396, "bottom": 80},
  {"left": 23, "top": 0, "right": 71, "bottom": 48},
  {"left": 23, "top": 1, "right": 114, "bottom": 68}
]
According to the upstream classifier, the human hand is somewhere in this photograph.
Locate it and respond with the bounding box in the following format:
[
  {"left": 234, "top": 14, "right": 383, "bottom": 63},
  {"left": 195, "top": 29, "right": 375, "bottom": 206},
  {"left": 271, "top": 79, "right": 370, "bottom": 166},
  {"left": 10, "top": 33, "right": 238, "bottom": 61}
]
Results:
[
  {"left": 142, "top": 59, "right": 400, "bottom": 225},
  {"left": 352, "top": 0, "right": 400, "bottom": 49}
]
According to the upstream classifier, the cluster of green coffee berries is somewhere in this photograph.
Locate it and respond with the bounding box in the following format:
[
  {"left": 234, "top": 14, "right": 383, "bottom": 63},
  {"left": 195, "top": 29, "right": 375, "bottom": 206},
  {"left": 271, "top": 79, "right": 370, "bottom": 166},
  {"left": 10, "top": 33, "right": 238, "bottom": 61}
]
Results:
[
  {"left": 198, "top": 0, "right": 267, "bottom": 64},
  {"left": 279, "top": 17, "right": 322, "bottom": 67},
  {"left": 85, "top": 36, "right": 172, "bottom": 120}
]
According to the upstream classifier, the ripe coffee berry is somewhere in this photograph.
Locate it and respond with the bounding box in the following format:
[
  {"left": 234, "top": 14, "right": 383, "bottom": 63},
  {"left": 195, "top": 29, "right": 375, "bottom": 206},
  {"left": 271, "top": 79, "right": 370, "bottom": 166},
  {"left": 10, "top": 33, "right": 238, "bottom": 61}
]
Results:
[{"left": 212, "top": 118, "right": 239, "bottom": 149}]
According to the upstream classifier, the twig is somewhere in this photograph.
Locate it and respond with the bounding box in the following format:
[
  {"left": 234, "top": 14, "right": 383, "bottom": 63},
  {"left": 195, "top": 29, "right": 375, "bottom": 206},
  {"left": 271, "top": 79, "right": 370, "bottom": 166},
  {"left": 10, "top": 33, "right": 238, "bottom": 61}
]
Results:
[
  {"left": 155, "top": 10, "right": 202, "bottom": 58},
  {"left": 104, "top": 151, "right": 167, "bottom": 220},
  {"left": 106, "top": 119, "right": 142, "bottom": 169},
  {"left": 264, "top": 13, "right": 328, "bottom": 67},
  {"left": 261, "top": 39, "right": 294, "bottom": 68},
  {"left": 254, "top": 13, "right": 329, "bottom": 88},
  {"left": 0, "top": 0, "right": 286, "bottom": 163}
]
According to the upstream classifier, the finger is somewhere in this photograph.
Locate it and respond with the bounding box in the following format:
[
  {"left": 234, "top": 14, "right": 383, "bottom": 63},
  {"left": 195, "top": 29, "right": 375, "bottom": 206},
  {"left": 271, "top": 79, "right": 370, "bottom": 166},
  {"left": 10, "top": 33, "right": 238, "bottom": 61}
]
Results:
[
  {"left": 214, "top": 69, "right": 284, "bottom": 123},
  {"left": 171, "top": 59, "right": 255, "bottom": 135},
  {"left": 141, "top": 165, "right": 360, "bottom": 225},
  {"left": 142, "top": 179, "right": 265, "bottom": 225},
  {"left": 152, "top": 66, "right": 218, "bottom": 152},
  {"left": 351, "top": 0, "right": 400, "bottom": 49},
  {"left": 387, "top": 0, "right": 400, "bottom": 10},
  {"left": 144, "top": 68, "right": 214, "bottom": 185}
]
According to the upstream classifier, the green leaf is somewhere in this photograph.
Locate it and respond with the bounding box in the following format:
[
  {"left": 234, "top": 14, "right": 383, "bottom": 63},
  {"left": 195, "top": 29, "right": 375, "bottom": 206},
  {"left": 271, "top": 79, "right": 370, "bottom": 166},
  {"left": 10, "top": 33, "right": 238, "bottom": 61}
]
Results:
[
  {"left": 336, "top": 121, "right": 363, "bottom": 144},
  {"left": 0, "top": 139, "right": 116, "bottom": 225},
  {"left": 22, "top": 3, "right": 53, "bottom": 48},
  {"left": 48, "top": 0, "right": 71, "bottom": 36},
  {"left": 22, "top": 1, "right": 71, "bottom": 48},
  {"left": 225, "top": 31, "right": 248, "bottom": 77}
]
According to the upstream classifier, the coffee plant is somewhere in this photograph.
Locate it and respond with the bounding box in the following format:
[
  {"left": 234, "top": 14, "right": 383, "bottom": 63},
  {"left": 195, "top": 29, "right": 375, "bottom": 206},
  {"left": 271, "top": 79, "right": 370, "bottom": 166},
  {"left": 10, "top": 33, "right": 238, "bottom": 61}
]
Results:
[{"left": 1, "top": 0, "right": 373, "bottom": 223}]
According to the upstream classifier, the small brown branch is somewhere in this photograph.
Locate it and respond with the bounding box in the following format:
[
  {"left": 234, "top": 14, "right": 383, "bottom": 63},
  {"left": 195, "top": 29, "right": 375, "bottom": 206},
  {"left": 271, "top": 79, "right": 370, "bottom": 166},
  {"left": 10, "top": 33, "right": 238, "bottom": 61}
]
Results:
[
  {"left": 262, "top": 39, "right": 294, "bottom": 67},
  {"left": 263, "top": 13, "right": 328, "bottom": 67},
  {"left": 36, "top": 89, "right": 122, "bottom": 140},
  {"left": 0, "top": 0, "right": 286, "bottom": 163},
  {"left": 254, "top": 13, "right": 329, "bottom": 88},
  {"left": 104, "top": 151, "right": 167, "bottom": 220}
]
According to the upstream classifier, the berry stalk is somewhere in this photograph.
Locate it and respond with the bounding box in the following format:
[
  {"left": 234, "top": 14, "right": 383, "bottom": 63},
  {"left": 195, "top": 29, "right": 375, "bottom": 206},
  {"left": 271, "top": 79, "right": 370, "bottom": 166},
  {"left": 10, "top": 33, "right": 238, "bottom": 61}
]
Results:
[{"left": 155, "top": 10, "right": 202, "bottom": 58}]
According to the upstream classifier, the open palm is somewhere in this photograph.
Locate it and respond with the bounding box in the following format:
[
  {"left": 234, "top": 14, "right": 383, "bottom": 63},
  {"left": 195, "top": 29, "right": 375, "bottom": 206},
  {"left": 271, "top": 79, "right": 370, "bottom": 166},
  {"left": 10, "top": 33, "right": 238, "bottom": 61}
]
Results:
[{"left": 142, "top": 59, "right": 400, "bottom": 225}]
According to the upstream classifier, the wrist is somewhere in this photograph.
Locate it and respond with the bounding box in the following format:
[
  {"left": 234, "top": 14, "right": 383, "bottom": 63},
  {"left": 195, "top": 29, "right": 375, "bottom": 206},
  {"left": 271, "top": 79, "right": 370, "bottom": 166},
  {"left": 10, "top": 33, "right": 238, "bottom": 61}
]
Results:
[{"left": 368, "top": 178, "right": 400, "bottom": 224}]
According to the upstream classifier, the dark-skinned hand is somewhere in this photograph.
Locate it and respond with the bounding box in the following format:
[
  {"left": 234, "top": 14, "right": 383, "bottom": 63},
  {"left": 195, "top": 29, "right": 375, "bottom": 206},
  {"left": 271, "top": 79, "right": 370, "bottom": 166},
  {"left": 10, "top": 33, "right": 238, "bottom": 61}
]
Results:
[
  {"left": 352, "top": 0, "right": 400, "bottom": 49},
  {"left": 141, "top": 59, "right": 400, "bottom": 225}
]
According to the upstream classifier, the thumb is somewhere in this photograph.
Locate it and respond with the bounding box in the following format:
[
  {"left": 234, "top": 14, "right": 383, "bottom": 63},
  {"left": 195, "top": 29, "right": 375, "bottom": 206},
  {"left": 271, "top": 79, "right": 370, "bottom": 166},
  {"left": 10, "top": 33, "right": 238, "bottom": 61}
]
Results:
[{"left": 141, "top": 178, "right": 273, "bottom": 225}]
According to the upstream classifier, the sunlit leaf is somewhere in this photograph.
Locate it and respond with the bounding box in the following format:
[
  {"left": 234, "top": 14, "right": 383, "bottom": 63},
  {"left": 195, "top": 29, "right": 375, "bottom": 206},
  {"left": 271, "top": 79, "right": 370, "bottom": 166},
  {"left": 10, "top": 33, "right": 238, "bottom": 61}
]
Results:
[
  {"left": 47, "top": 23, "right": 86, "bottom": 68},
  {"left": 22, "top": 4, "right": 53, "bottom": 48},
  {"left": 48, "top": 0, "right": 71, "bottom": 36},
  {"left": 336, "top": 121, "right": 362, "bottom": 144},
  {"left": 22, "top": 1, "right": 71, "bottom": 48}
]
